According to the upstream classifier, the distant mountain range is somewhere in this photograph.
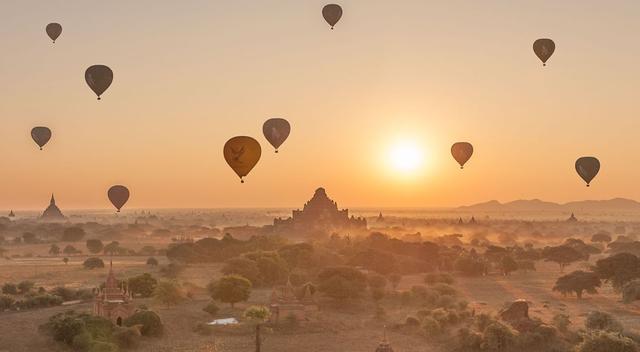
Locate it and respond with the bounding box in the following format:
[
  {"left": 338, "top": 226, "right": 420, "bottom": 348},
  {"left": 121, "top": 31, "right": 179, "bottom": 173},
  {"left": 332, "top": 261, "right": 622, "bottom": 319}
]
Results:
[{"left": 457, "top": 198, "right": 640, "bottom": 212}]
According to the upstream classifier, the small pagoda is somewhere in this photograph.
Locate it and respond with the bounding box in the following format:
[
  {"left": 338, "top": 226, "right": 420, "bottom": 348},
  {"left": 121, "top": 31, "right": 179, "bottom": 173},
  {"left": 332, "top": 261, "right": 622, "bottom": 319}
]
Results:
[
  {"left": 567, "top": 213, "right": 578, "bottom": 222},
  {"left": 375, "top": 327, "right": 394, "bottom": 352},
  {"left": 269, "top": 279, "right": 317, "bottom": 323},
  {"left": 41, "top": 194, "right": 66, "bottom": 221},
  {"left": 93, "top": 260, "right": 135, "bottom": 326}
]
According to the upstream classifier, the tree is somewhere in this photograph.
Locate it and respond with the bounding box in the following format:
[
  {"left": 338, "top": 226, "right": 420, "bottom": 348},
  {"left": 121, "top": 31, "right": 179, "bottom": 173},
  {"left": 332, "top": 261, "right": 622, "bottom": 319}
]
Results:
[
  {"left": 49, "top": 244, "right": 61, "bottom": 256},
  {"left": 17, "top": 280, "right": 35, "bottom": 294},
  {"left": 62, "top": 257, "right": 69, "bottom": 265},
  {"left": 2, "top": 283, "right": 18, "bottom": 295},
  {"left": 591, "top": 232, "right": 612, "bottom": 244},
  {"left": 124, "top": 310, "right": 164, "bottom": 337},
  {"left": 83, "top": 257, "right": 105, "bottom": 269},
  {"left": 85, "top": 239, "right": 104, "bottom": 254},
  {"left": 576, "top": 331, "right": 637, "bottom": 352},
  {"left": 128, "top": 273, "right": 158, "bottom": 298},
  {"left": 63, "top": 245, "right": 81, "bottom": 256},
  {"left": 585, "top": 311, "right": 623, "bottom": 332},
  {"left": 153, "top": 281, "right": 184, "bottom": 307},
  {"left": 222, "top": 257, "right": 261, "bottom": 285},
  {"left": 500, "top": 256, "right": 518, "bottom": 276},
  {"left": 516, "top": 260, "right": 536, "bottom": 273},
  {"left": 202, "top": 302, "right": 219, "bottom": 316},
  {"left": 553, "top": 270, "right": 601, "bottom": 299},
  {"left": 22, "top": 232, "right": 37, "bottom": 244},
  {"left": 595, "top": 253, "right": 640, "bottom": 291},
  {"left": 543, "top": 245, "right": 587, "bottom": 271},
  {"left": 368, "top": 273, "right": 387, "bottom": 303},
  {"left": 317, "top": 266, "right": 368, "bottom": 302},
  {"left": 146, "top": 257, "right": 158, "bottom": 266},
  {"left": 62, "top": 227, "right": 85, "bottom": 242},
  {"left": 139, "top": 246, "right": 156, "bottom": 256},
  {"left": 622, "top": 279, "right": 640, "bottom": 304},
  {"left": 103, "top": 241, "right": 121, "bottom": 255},
  {"left": 389, "top": 274, "right": 402, "bottom": 290},
  {"left": 209, "top": 275, "right": 252, "bottom": 308},
  {"left": 243, "top": 305, "right": 271, "bottom": 352}
]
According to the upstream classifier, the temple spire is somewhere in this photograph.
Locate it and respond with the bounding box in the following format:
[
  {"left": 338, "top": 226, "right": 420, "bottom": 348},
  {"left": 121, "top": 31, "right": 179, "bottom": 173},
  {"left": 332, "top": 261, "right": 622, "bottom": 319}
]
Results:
[{"left": 50, "top": 194, "right": 56, "bottom": 205}]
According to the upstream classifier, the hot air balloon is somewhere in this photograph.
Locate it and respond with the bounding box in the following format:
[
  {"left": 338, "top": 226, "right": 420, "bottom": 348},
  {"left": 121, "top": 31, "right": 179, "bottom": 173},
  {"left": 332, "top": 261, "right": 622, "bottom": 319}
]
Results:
[
  {"left": 46, "top": 23, "right": 62, "bottom": 43},
  {"left": 85, "top": 65, "right": 113, "bottom": 100},
  {"left": 263, "top": 118, "right": 291, "bottom": 153},
  {"left": 451, "top": 142, "right": 473, "bottom": 169},
  {"left": 575, "top": 157, "right": 600, "bottom": 187},
  {"left": 223, "top": 136, "right": 261, "bottom": 183},
  {"left": 31, "top": 127, "right": 52, "bottom": 150},
  {"left": 533, "top": 38, "right": 555, "bottom": 66},
  {"left": 108, "top": 185, "right": 130, "bottom": 212},
  {"left": 322, "top": 4, "right": 343, "bottom": 29}
]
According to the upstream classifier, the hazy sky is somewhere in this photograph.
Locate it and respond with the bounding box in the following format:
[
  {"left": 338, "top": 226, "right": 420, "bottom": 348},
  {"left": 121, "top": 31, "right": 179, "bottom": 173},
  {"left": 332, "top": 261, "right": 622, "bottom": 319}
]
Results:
[{"left": 2, "top": 0, "right": 640, "bottom": 210}]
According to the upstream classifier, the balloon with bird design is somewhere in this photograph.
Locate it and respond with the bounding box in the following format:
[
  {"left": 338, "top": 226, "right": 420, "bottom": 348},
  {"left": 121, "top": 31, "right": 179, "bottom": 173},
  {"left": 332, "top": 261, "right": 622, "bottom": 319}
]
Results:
[{"left": 223, "top": 136, "right": 261, "bottom": 183}]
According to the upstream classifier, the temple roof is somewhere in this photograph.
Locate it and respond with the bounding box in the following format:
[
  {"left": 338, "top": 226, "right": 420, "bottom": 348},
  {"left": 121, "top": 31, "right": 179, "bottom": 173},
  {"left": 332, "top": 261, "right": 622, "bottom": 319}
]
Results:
[
  {"left": 41, "top": 194, "right": 66, "bottom": 220},
  {"left": 375, "top": 328, "right": 394, "bottom": 352}
]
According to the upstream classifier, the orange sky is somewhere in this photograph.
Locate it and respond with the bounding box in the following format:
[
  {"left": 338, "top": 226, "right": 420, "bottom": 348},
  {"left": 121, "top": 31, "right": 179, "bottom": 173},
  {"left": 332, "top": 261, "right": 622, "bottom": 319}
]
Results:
[{"left": 2, "top": 1, "right": 640, "bottom": 210}]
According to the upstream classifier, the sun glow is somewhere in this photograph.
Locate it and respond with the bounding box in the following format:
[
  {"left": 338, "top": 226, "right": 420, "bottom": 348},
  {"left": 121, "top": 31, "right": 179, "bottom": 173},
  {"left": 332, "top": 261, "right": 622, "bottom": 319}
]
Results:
[{"left": 387, "top": 140, "right": 424, "bottom": 174}]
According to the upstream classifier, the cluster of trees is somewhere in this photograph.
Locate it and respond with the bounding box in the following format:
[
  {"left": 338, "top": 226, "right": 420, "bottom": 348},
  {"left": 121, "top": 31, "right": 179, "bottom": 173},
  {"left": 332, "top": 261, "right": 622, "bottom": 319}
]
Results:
[
  {"left": 40, "top": 309, "right": 163, "bottom": 351},
  {"left": 166, "top": 234, "right": 285, "bottom": 263},
  {"left": 0, "top": 283, "right": 94, "bottom": 312}
]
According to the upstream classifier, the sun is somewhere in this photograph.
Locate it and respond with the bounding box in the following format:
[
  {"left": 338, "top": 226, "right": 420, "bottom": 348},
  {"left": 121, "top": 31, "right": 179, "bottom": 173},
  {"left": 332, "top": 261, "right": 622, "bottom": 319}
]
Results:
[{"left": 387, "top": 140, "right": 424, "bottom": 173}]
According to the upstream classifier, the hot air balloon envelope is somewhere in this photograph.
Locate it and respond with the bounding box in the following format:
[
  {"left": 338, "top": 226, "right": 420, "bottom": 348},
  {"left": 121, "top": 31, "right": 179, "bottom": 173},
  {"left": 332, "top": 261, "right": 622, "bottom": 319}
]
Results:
[
  {"left": 451, "top": 142, "right": 473, "bottom": 169},
  {"left": 533, "top": 38, "right": 555, "bottom": 66},
  {"left": 322, "top": 4, "right": 343, "bottom": 29},
  {"left": 223, "top": 136, "right": 261, "bottom": 182},
  {"left": 31, "top": 127, "right": 52, "bottom": 150},
  {"left": 263, "top": 118, "right": 291, "bottom": 153},
  {"left": 575, "top": 157, "right": 600, "bottom": 187},
  {"left": 108, "top": 185, "right": 130, "bottom": 212},
  {"left": 46, "top": 23, "right": 62, "bottom": 43},
  {"left": 85, "top": 65, "right": 113, "bottom": 100}
]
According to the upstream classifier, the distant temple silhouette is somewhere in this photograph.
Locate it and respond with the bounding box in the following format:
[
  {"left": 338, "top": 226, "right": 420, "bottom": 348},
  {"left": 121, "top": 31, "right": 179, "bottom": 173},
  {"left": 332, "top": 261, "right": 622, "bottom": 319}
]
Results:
[
  {"left": 273, "top": 188, "right": 366, "bottom": 234},
  {"left": 8, "top": 210, "right": 15, "bottom": 218},
  {"left": 93, "top": 260, "right": 134, "bottom": 326},
  {"left": 567, "top": 213, "right": 578, "bottom": 222},
  {"left": 40, "top": 194, "right": 66, "bottom": 221}
]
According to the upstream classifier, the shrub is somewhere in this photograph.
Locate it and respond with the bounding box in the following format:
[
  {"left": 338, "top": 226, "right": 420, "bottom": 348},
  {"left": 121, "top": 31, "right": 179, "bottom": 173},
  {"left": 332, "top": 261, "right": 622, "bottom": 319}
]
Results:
[
  {"left": 576, "top": 331, "right": 638, "bottom": 352},
  {"left": 18, "top": 280, "right": 35, "bottom": 294},
  {"left": 128, "top": 273, "right": 157, "bottom": 298},
  {"left": 124, "top": 310, "right": 163, "bottom": 337},
  {"left": 622, "top": 279, "right": 640, "bottom": 304},
  {"left": 422, "top": 316, "right": 443, "bottom": 338},
  {"left": 146, "top": 257, "right": 159, "bottom": 266},
  {"left": 481, "top": 322, "right": 516, "bottom": 352},
  {"left": 432, "top": 283, "right": 457, "bottom": 296},
  {"left": 203, "top": 301, "right": 219, "bottom": 317},
  {"left": 405, "top": 316, "right": 420, "bottom": 327},
  {"left": 552, "top": 313, "right": 571, "bottom": 333},
  {"left": 113, "top": 327, "right": 140, "bottom": 349},
  {"left": 585, "top": 311, "right": 623, "bottom": 332},
  {"left": 457, "top": 327, "right": 482, "bottom": 351},
  {"left": 208, "top": 275, "right": 252, "bottom": 308},
  {"left": 0, "top": 294, "right": 15, "bottom": 310},
  {"left": 424, "top": 273, "right": 455, "bottom": 285},
  {"left": 2, "top": 283, "right": 18, "bottom": 295},
  {"left": 83, "top": 257, "right": 105, "bottom": 269}
]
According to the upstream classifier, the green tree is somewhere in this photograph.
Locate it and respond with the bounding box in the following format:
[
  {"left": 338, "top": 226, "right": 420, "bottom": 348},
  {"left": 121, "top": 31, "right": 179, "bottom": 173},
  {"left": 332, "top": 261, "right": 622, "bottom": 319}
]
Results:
[
  {"left": 243, "top": 305, "right": 271, "bottom": 352},
  {"left": 585, "top": 311, "right": 623, "bottom": 332},
  {"left": 317, "top": 266, "right": 368, "bottom": 302},
  {"left": 500, "top": 256, "right": 518, "bottom": 276},
  {"left": 128, "top": 273, "right": 158, "bottom": 298},
  {"left": 2, "top": 283, "right": 17, "bottom": 295},
  {"left": 222, "top": 257, "right": 261, "bottom": 285},
  {"left": 62, "top": 227, "right": 85, "bottom": 242},
  {"left": 124, "top": 310, "right": 164, "bottom": 337},
  {"left": 553, "top": 270, "right": 601, "bottom": 299},
  {"left": 22, "top": 232, "right": 37, "bottom": 244},
  {"left": 18, "top": 280, "right": 35, "bottom": 294},
  {"left": 83, "top": 257, "right": 105, "bottom": 270},
  {"left": 595, "top": 253, "right": 640, "bottom": 291},
  {"left": 622, "top": 279, "right": 640, "bottom": 304},
  {"left": 103, "top": 241, "right": 121, "bottom": 255},
  {"left": 62, "top": 257, "right": 69, "bottom": 265},
  {"left": 153, "top": 281, "right": 184, "bottom": 307},
  {"left": 49, "top": 244, "right": 61, "bottom": 256},
  {"left": 209, "top": 275, "right": 252, "bottom": 308},
  {"left": 543, "top": 245, "right": 588, "bottom": 271},
  {"left": 63, "top": 245, "right": 81, "bottom": 256},
  {"left": 86, "top": 239, "right": 104, "bottom": 254},
  {"left": 202, "top": 301, "right": 219, "bottom": 316},
  {"left": 576, "top": 331, "right": 638, "bottom": 352},
  {"left": 591, "top": 232, "right": 612, "bottom": 244},
  {"left": 146, "top": 257, "right": 159, "bottom": 266}
]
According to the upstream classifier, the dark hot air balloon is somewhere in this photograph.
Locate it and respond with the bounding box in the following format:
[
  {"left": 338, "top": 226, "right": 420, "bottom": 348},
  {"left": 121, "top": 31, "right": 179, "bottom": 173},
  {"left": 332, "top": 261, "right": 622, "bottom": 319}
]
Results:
[
  {"left": 46, "top": 23, "right": 62, "bottom": 43},
  {"left": 322, "top": 4, "right": 343, "bottom": 29},
  {"left": 31, "top": 127, "right": 52, "bottom": 150},
  {"left": 533, "top": 38, "right": 555, "bottom": 66},
  {"left": 263, "top": 118, "right": 291, "bottom": 153},
  {"left": 85, "top": 65, "right": 113, "bottom": 100},
  {"left": 223, "top": 136, "right": 261, "bottom": 183},
  {"left": 108, "top": 185, "right": 130, "bottom": 212},
  {"left": 575, "top": 157, "right": 600, "bottom": 187},
  {"left": 451, "top": 142, "right": 473, "bottom": 169}
]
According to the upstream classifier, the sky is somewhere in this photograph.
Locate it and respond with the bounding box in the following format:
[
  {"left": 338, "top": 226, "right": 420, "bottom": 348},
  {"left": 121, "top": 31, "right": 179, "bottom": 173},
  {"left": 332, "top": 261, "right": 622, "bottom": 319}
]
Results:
[{"left": 2, "top": 0, "right": 640, "bottom": 210}]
